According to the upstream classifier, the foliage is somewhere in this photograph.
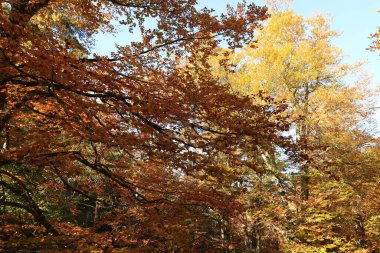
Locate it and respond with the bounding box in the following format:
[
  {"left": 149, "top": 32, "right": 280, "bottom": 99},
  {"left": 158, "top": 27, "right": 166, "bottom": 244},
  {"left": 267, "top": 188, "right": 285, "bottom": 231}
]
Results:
[
  {"left": 210, "top": 5, "right": 380, "bottom": 252},
  {"left": 0, "top": 1, "right": 379, "bottom": 252},
  {"left": 0, "top": 0, "right": 291, "bottom": 252},
  {"left": 369, "top": 10, "right": 380, "bottom": 52}
]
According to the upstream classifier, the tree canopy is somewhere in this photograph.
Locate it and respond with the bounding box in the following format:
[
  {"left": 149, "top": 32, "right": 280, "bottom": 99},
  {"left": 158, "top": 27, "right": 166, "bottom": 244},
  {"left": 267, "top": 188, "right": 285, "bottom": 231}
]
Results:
[{"left": 0, "top": 0, "right": 379, "bottom": 252}]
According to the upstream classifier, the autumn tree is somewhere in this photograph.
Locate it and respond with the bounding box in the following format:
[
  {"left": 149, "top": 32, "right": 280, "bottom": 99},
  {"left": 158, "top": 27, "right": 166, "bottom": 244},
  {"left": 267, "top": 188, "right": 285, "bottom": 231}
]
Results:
[
  {"left": 210, "top": 3, "right": 380, "bottom": 252},
  {"left": 0, "top": 0, "right": 299, "bottom": 251},
  {"left": 369, "top": 10, "right": 380, "bottom": 52}
]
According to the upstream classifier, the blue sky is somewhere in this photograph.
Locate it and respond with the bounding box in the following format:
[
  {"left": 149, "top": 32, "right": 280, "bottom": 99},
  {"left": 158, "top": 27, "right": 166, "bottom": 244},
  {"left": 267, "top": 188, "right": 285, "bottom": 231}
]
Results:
[{"left": 292, "top": 0, "right": 379, "bottom": 81}]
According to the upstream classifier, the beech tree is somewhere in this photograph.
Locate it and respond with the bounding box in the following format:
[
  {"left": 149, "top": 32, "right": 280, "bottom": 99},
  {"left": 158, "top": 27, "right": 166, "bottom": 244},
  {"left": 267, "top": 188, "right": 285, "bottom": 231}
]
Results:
[
  {"left": 0, "top": 0, "right": 297, "bottom": 251},
  {"left": 210, "top": 3, "right": 380, "bottom": 252},
  {"left": 369, "top": 10, "right": 380, "bottom": 52}
]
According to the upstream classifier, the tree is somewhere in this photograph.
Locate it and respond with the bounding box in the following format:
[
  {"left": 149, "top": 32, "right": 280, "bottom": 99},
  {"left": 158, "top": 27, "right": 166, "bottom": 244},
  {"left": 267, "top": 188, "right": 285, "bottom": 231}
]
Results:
[
  {"left": 0, "top": 0, "right": 296, "bottom": 251},
  {"left": 369, "top": 10, "right": 380, "bottom": 52},
  {"left": 210, "top": 4, "right": 380, "bottom": 252}
]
